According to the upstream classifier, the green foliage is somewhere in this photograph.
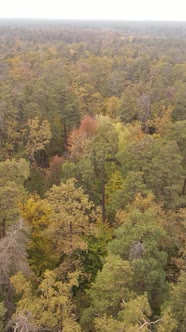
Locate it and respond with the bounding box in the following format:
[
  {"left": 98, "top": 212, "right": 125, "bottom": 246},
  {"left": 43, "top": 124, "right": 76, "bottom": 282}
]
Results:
[
  {"left": 0, "top": 302, "right": 7, "bottom": 331},
  {"left": 168, "top": 271, "right": 186, "bottom": 331},
  {"left": 0, "top": 158, "right": 30, "bottom": 188},
  {"left": 166, "top": 120, "right": 186, "bottom": 170},
  {"left": 82, "top": 264, "right": 155, "bottom": 331},
  {"left": 118, "top": 127, "right": 184, "bottom": 209},
  {"left": 155, "top": 272, "right": 186, "bottom": 332},
  {"left": 80, "top": 221, "right": 113, "bottom": 283},
  {"left": 0, "top": 158, "right": 30, "bottom": 237},
  {"left": 173, "top": 82, "right": 186, "bottom": 120},
  {"left": 45, "top": 178, "right": 99, "bottom": 280},
  {"left": 81, "top": 255, "right": 133, "bottom": 330},
  {"left": 106, "top": 171, "right": 149, "bottom": 219},
  {"left": 119, "top": 87, "right": 139, "bottom": 123},
  {"left": 157, "top": 308, "right": 177, "bottom": 332},
  {"left": 108, "top": 194, "right": 168, "bottom": 309},
  {"left": 1, "top": 21, "right": 186, "bottom": 331},
  {"left": 26, "top": 117, "right": 52, "bottom": 163},
  {"left": 62, "top": 159, "right": 95, "bottom": 197},
  {"left": 95, "top": 314, "right": 125, "bottom": 332},
  {"left": 87, "top": 255, "right": 133, "bottom": 314},
  {"left": 11, "top": 270, "right": 81, "bottom": 332},
  {"left": 0, "top": 182, "right": 19, "bottom": 235},
  {"left": 144, "top": 140, "right": 184, "bottom": 208},
  {"left": 25, "top": 165, "right": 46, "bottom": 197}
]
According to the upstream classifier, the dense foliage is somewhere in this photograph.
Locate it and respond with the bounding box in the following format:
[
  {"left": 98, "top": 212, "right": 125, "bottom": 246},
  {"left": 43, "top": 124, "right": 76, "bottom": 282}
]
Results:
[{"left": 0, "top": 20, "right": 186, "bottom": 331}]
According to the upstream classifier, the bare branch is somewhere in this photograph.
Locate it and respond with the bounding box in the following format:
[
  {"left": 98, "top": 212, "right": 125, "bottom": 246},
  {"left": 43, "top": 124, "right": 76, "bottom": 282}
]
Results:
[{"left": 138, "top": 317, "right": 162, "bottom": 330}]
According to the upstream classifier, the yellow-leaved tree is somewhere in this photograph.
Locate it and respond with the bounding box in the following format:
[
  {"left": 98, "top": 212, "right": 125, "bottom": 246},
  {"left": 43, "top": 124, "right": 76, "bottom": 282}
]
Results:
[
  {"left": 45, "top": 178, "right": 98, "bottom": 276},
  {"left": 26, "top": 117, "right": 51, "bottom": 163},
  {"left": 10, "top": 270, "right": 81, "bottom": 332}
]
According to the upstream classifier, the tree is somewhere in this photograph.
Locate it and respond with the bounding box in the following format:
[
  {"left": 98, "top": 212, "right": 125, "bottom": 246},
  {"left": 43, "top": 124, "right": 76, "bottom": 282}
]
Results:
[
  {"left": 81, "top": 255, "right": 133, "bottom": 331},
  {"left": 81, "top": 254, "right": 158, "bottom": 332},
  {"left": 26, "top": 117, "right": 51, "bottom": 164},
  {"left": 0, "top": 183, "right": 19, "bottom": 239},
  {"left": 0, "top": 159, "right": 30, "bottom": 320},
  {"left": 67, "top": 115, "right": 97, "bottom": 162},
  {"left": 0, "top": 158, "right": 30, "bottom": 189},
  {"left": 169, "top": 271, "right": 186, "bottom": 331},
  {"left": 36, "top": 72, "right": 81, "bottom": 149},
  {"left": 106, "top": 171, "right": 149, "bottom": 220},
  {"left": 166, "top": 120, "right": 186, "bottom": 197},
  {"left": 108, "top": 194, "right": 168, "bottom": 311},
  {"left": 157, "top": 308, "right": 177, "bottom": 332},
  {"left": 144, "top": 140, "right": 184, "bottom": 209},
  {"left": 118, "top": 126, "right": 184, "bottom": 209},
  {"left": 147, "top": 105, "right": 173, "bottom": 137},
  {"left": 10, "top": 270, "right": 81, "bottom": 332},
  {"left": 158, "top": 271, "right": 186, "bottom": 332},
  {"left": 20, "top": 194, "right": 58, "bottom": 276},
  {"left": 173, "top": 82, "right": 186, "bottom": 120},
  {"left": 0, "top": 220, "right": 31, "bottom": 318},
  {"left": 0, "top": 302, "right": 7, "bottom": 331},
  {"left": 104, "top": 96, "right": 120, "bottom": 119},
  {"left": 0, "top": 158, "right": 30, "bottom": 238},
  {"left": 119, "top": 86, "right": 139, "bottom": 123},
  {"left": 90, "top": 116, "right": 119, "bottom": 221},
  {"left": 137, "top": 93, "right": 151, "bottom": 133},
  {"left": 45, "top": 179, "right": 97, "bottom": 275},
  {"left": 46, "top": 154, "right": 64, "bottom": 189}
]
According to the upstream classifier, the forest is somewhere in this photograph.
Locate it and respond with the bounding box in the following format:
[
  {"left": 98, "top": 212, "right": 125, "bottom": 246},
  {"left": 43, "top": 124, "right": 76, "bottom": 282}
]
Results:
[{"left": 0, "top": 19, "right": 186, "bottom": 331}]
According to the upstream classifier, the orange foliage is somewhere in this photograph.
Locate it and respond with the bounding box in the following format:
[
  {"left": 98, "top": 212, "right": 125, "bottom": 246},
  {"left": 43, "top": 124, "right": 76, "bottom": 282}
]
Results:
[
  {"left": 67, "top": 115, "right": 97, "bottom": 160},
  {"left": 46, "top": 155, "right": 64, "bottom": 188},
  {"left": 79, "top": 115, "right": 97, "bottom": 137}
]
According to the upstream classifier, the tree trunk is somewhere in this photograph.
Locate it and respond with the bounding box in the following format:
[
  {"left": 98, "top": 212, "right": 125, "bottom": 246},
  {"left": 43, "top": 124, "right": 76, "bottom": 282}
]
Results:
[
  {"left": 0, "top": 218, "right": 6, "bottom": 239},
  {"left": 63, "top": 121, "right": 67, "bottom": 151},
  {"left": 182, "top": 178, "right": 186, "bottom": 195},
  {"left": 101, "top": 165, "right": 106, "bottom": 222}
]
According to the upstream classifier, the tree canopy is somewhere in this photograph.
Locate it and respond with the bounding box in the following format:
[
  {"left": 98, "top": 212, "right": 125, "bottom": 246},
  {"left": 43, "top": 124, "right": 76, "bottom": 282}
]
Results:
[{"left": 0, "top": 20, "right": 186, "bottom": 332}]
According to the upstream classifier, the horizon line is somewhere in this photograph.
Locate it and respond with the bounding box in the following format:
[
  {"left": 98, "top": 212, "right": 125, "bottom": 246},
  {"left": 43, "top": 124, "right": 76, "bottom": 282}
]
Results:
[{"left": 0, "top": 17, "right": 186, "bottom": 22}]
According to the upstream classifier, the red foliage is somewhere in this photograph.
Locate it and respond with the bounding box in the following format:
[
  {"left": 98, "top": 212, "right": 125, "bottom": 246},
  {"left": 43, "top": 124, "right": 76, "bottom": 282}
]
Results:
[
  {"left": 46, "top": 155, "right": 64, "bottom": 188},
  {"left": 79, "top": 115, "right": 97, "bottom": 138},
  {"left": 67, "top": 115, "right": 97, "bottom": 160}
]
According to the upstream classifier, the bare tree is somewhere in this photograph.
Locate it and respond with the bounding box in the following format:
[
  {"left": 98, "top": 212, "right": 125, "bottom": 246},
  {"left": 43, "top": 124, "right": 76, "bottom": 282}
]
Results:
[
  {"left": 129, "top": 241, "right": 145, "bottom": 259},
  {"left": 0, "top": 219, "right": 32, "bottom": 316}
]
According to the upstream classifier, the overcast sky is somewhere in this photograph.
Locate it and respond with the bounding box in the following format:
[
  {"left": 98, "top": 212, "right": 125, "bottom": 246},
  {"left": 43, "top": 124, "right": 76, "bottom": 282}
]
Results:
[{"left": 1, "top": 0, "right": 186, "bottom": 21}]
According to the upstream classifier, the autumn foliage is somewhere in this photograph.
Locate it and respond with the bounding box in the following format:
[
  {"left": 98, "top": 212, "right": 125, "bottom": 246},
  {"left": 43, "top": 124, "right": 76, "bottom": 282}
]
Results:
[{"left": 0, "top": 20, "right": 186, "bottom": 332}]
